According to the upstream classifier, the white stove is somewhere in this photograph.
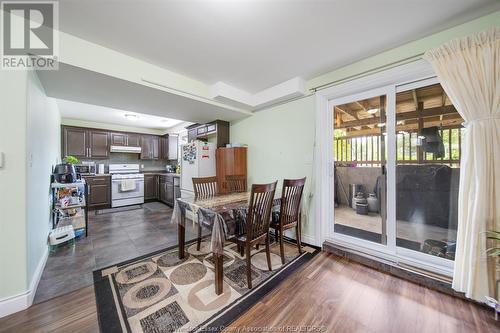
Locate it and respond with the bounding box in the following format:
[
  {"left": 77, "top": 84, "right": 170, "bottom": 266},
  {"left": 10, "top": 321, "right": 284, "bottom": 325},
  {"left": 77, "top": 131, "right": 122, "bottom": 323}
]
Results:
[{"left": 109, "top": 164, "right": 144, "bottom": 207}]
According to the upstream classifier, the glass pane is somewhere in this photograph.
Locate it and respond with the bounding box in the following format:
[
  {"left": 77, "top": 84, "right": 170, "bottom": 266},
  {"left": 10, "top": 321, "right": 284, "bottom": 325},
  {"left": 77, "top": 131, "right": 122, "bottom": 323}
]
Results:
[
  {"left": 333, "top": 95, "right": 387, "bottom": 244},
  {"left": 395, "top": 83, "right": 462, "bottom": 260}
]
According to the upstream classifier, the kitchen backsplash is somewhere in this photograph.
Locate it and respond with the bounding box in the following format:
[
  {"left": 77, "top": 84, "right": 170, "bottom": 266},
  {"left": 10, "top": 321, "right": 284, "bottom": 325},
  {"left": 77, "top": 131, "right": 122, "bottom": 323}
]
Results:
[{"left": 80, "top": 153, "right": 178, "bottom": 172}]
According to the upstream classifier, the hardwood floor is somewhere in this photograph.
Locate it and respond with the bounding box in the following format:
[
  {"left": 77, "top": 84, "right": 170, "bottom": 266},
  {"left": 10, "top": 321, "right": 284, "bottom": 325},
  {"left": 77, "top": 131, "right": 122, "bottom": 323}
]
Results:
[{"left": 0, "top": 252, "right": 497, "bottom": 333}]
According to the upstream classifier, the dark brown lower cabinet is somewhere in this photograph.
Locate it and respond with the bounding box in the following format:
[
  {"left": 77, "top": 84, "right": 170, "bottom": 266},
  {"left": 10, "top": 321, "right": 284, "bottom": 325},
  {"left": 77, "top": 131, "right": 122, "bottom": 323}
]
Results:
[
  {"left": 84, "top": 176, "right": 111, "bottom": 210},
  {"left": 144, "top": 174, "right": 158, "bottom": 200},
  {"left": 158, "top": 176, "right": 167, "bottom": 204}
]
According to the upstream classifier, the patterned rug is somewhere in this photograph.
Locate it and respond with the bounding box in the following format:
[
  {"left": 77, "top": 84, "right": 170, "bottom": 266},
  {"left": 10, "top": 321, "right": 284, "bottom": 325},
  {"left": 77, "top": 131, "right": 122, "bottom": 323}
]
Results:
[{"left": 93, "top": 239, "right": 318, "bottom": 333}]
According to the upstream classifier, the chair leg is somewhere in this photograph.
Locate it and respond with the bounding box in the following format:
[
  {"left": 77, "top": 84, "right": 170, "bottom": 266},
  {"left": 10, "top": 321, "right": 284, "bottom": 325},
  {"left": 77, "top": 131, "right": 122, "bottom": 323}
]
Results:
[
  {"left": 279, "top": 227, "right": 285, "bottom": 265},
  {"left": 265, "top": 235, "right": 272, "bottom": 271},
  {"left": 246, "top": 244, "right": 252, "bottom": 289},
  {"left": 297, "top": 218, "right": 303, "bottom": 255},
  {"left": 196, "top": 224, "right": 202, "bottom": 251}
]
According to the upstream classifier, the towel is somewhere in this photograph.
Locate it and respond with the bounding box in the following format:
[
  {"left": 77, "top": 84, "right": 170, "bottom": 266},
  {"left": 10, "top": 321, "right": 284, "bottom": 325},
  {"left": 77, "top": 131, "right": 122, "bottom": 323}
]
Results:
[{"left": 120, "top": 179, "right": 136, "bottom": 192}]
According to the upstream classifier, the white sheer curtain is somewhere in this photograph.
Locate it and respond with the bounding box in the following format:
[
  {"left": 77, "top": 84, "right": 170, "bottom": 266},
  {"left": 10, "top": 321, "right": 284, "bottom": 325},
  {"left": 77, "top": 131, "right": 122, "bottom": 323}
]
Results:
[{"left": 423, "top": 27, "right": 500, "bottom": 301}]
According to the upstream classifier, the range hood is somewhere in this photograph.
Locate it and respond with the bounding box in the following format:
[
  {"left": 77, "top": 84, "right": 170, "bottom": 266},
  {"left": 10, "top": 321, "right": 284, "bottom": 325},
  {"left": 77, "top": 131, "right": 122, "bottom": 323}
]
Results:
[{"left": 110, "top": 145, "right": 142, "bottom": 153}]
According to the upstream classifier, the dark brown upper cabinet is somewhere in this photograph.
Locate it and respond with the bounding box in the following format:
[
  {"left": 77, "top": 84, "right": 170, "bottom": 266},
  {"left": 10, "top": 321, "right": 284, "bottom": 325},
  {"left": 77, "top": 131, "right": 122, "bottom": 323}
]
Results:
[
  {"left": 88, "top": 130, "right": 109, "bottom": 158},
  {"left": 186, "top": 120, "right": 229, "bottom": 147},
  {"left": 62, "top": 126, "right": 109, "bottom": 159},
  {"left": 140, "top": 135, "right": 159, "bottom": 160},
  {"left": 159, "top": 134, "right": 179, "bottom": 160},
  {"left": 110, "top": 132, "right": 127, "bottom": 146},
  {"left": 111, "top": 132, "right": 141, "bottom": 147},
  {"left": 127, "top": 133, "right": 141, "bottom": 146},
  {"left": 63, "top": 126, "right": 87, "bottom": 159}
]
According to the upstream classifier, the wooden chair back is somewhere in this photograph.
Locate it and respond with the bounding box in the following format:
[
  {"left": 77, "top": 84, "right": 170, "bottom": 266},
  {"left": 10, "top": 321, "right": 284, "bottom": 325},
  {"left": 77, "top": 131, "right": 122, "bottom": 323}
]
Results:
[
  {"left": 246, "top": 181, "right": 277, "bottom": 242},
  {"left": 192, "top": 176, "right": 218, "bottom": 198},
  {"left": 225, "top": 175, "right": 247, "bottom": 193},
  {"left": 279, "top": 178, "right": 306, "bottom": 227}
]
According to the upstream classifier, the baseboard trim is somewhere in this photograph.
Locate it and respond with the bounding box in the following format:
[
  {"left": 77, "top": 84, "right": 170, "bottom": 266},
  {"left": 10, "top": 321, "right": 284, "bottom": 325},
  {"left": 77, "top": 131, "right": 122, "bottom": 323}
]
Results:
[{"left": 0, "top": 246, "right": 48, "bottom": 318}]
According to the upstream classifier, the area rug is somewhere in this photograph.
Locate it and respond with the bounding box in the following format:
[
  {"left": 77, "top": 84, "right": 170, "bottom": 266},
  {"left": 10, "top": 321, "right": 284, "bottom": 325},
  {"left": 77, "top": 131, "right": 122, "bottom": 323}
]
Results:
[{"left": 93, "top": 239, "right": 318, "bottom": 333}]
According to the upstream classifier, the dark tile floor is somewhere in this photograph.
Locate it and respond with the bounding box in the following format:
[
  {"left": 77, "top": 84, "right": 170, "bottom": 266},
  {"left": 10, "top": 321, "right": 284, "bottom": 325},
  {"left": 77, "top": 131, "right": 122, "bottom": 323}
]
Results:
[{"left": 34, "top": 202, "right": 201, "bottom": 304}]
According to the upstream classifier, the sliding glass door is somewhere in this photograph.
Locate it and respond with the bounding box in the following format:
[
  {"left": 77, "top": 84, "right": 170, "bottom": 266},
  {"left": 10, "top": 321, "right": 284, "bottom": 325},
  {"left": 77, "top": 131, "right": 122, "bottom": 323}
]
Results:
[
  {"left": 394, "top": 80, "right": 463, "bottom": 265},
  {"left": 329, "top": 78, "right": 461, "bottom": 273},
  {"left": 333, "top": 93, "right": 388, "bottom": 245}
]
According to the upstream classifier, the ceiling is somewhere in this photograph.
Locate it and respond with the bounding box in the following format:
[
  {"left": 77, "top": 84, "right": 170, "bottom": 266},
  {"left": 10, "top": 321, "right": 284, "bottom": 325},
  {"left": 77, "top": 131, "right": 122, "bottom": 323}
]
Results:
[
  {"left": 56, "top": 99, "right": 187, "bottom": 130},
  {"left": 37, "top": 63, "right": 251, "bottom": 124},
  {"left": 57, "top": 0, "right": 500, "bottom": 93}
]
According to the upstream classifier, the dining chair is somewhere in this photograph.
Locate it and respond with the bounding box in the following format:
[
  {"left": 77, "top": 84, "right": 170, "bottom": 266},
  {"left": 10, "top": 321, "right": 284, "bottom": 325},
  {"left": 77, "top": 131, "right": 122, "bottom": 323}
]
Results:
[
  {"left": 225, "top": 175, "right": 247, "bottom": 193},
  {"left": 228, "top": 181, "right": 277, "bottom": 289},
  {"left": 192, "top": 176, "right": 218, "bottom": 251},
  {"left": 269, "top": 177, "right": 306, "bottom": 264}
]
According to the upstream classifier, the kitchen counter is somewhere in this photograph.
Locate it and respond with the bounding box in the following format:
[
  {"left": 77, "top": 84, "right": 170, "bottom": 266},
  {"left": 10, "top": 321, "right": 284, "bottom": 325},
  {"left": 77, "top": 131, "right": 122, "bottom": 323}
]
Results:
[
  {"left": 81, "top": 174, "right": 111, "bottom": 177},
  {"left": 142, "top": 171, "right": 180, "bottom": 177}
]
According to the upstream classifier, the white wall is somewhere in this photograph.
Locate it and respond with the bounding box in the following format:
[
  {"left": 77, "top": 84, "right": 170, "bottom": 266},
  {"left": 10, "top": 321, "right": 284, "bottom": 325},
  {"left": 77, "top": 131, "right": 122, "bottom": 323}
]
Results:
[
  {"left": 26, "top": 72, "right": 61, "bottom": 287},
  {"left": 0, "top": 71, "right": 60, "bottom": 317},
  {"left": 0, "top": 71, "right": 29, "bottom": 301}
]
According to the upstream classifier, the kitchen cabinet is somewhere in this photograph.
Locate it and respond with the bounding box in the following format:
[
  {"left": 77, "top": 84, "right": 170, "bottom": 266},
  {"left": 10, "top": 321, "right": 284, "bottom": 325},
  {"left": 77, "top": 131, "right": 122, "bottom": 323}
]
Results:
[
  {"left": 158, "top": 176, "right": 167, "bottom": 204},
  {"left": 160, "top": 136, "right": 168, "bottom": 160},
  {"left": 216, "top": 147, "right": 247, "bottom": 193},
  {"left": 127, "top": 133, "right": 141, "bottom": 146},
  {"left": 110, "top": 132, "right": 127, "bottom": 146},
  {"left": 157, "top": 174, "right": 180, "bottom": 207},
  {"left": 111, "top": 132, "right": 141, "bottom": 147},
  {"left": 62, "top": 126, "right": 109, "bottom": 159},
  {"left": 159, "top": 134, "right": 179, "bottom": 160},
  {"left": 140, "top": 135, "right": 159, "bottom": 160},
  {"left": 88, "top": 130, "right": 109, "bottom": 158},
  {"left": 62, "top": 126, "right": 87, "bottom": 159},
  {"left": 84, "top": 176, "right": 111, "bottom": 209},
  {"left": 144, "top": 174, "right": 158, "bottom": 200},
  {"left": 186, "top": 120, "right": 229, "bottom": 147}
]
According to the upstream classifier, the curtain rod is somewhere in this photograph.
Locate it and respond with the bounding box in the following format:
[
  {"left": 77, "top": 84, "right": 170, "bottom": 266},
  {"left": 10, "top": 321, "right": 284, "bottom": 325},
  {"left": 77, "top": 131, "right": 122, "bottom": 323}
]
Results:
[{"left": 310, "top": 54, "right": 425, "bottom": 93}]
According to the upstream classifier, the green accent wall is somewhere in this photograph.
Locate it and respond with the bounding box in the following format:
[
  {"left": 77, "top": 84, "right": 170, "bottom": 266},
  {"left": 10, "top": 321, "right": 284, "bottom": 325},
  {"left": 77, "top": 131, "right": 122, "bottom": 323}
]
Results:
[{"left": 230, "top": 96, "right": 316, "bottom": 240}]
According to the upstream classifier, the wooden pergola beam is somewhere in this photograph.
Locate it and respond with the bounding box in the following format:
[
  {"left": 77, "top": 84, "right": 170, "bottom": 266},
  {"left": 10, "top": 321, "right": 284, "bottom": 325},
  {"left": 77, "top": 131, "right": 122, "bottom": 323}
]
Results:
[
  {"left": 335, "top": 106, "right": 359, "bottom": 120},
  {"left": 412, "top": 89, "right": 419, "bottom": 110},
  {"left": 336, "top": 105, "right": 458, "bottom": 129},
  {"left": 339, "top": 116, "right": 463, "bottom": 138}
]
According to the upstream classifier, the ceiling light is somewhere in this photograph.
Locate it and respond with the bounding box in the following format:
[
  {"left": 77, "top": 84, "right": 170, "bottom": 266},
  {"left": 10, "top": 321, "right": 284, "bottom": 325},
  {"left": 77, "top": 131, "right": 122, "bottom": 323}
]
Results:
[
  {"left": 124, "top": 114, "right": 138, "bottom": 120},
  {"left": 367, "top": 108, "right": 378, "bottom": 114},
  {"left": 398, "top": 131, "right": 408, "bottom": 135},
  {"left": 377, "top": 122, "right": 385, "bottom": 128},
  {"left": 397, "top": 120, "right": 405, "bottom": 125}
]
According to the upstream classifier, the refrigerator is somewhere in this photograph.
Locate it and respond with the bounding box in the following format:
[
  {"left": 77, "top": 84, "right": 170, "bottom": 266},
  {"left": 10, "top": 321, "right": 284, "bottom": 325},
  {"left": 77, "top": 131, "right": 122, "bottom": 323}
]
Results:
[{"left": 180, "top": 141, "right": 216, "bottom": 196}]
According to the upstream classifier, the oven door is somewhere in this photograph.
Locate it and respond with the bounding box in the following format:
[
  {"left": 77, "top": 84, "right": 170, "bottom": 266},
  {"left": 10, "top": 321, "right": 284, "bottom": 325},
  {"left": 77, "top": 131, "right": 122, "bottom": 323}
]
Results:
[{"left": 111, "top": 178, "right": 144, "bottom": 203}]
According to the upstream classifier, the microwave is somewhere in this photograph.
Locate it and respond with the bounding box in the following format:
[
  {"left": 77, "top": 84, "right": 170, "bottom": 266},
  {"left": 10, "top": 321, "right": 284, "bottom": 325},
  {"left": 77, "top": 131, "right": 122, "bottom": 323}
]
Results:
[{"left": 75, "top": 162, "right": 96, "bottom": 175}]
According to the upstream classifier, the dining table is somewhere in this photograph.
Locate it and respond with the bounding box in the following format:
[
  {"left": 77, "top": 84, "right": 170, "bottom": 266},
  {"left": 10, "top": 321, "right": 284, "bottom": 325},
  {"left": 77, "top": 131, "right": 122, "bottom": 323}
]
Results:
[{"left": 171, "top": 192, "right": 280, "bottom": 295}]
